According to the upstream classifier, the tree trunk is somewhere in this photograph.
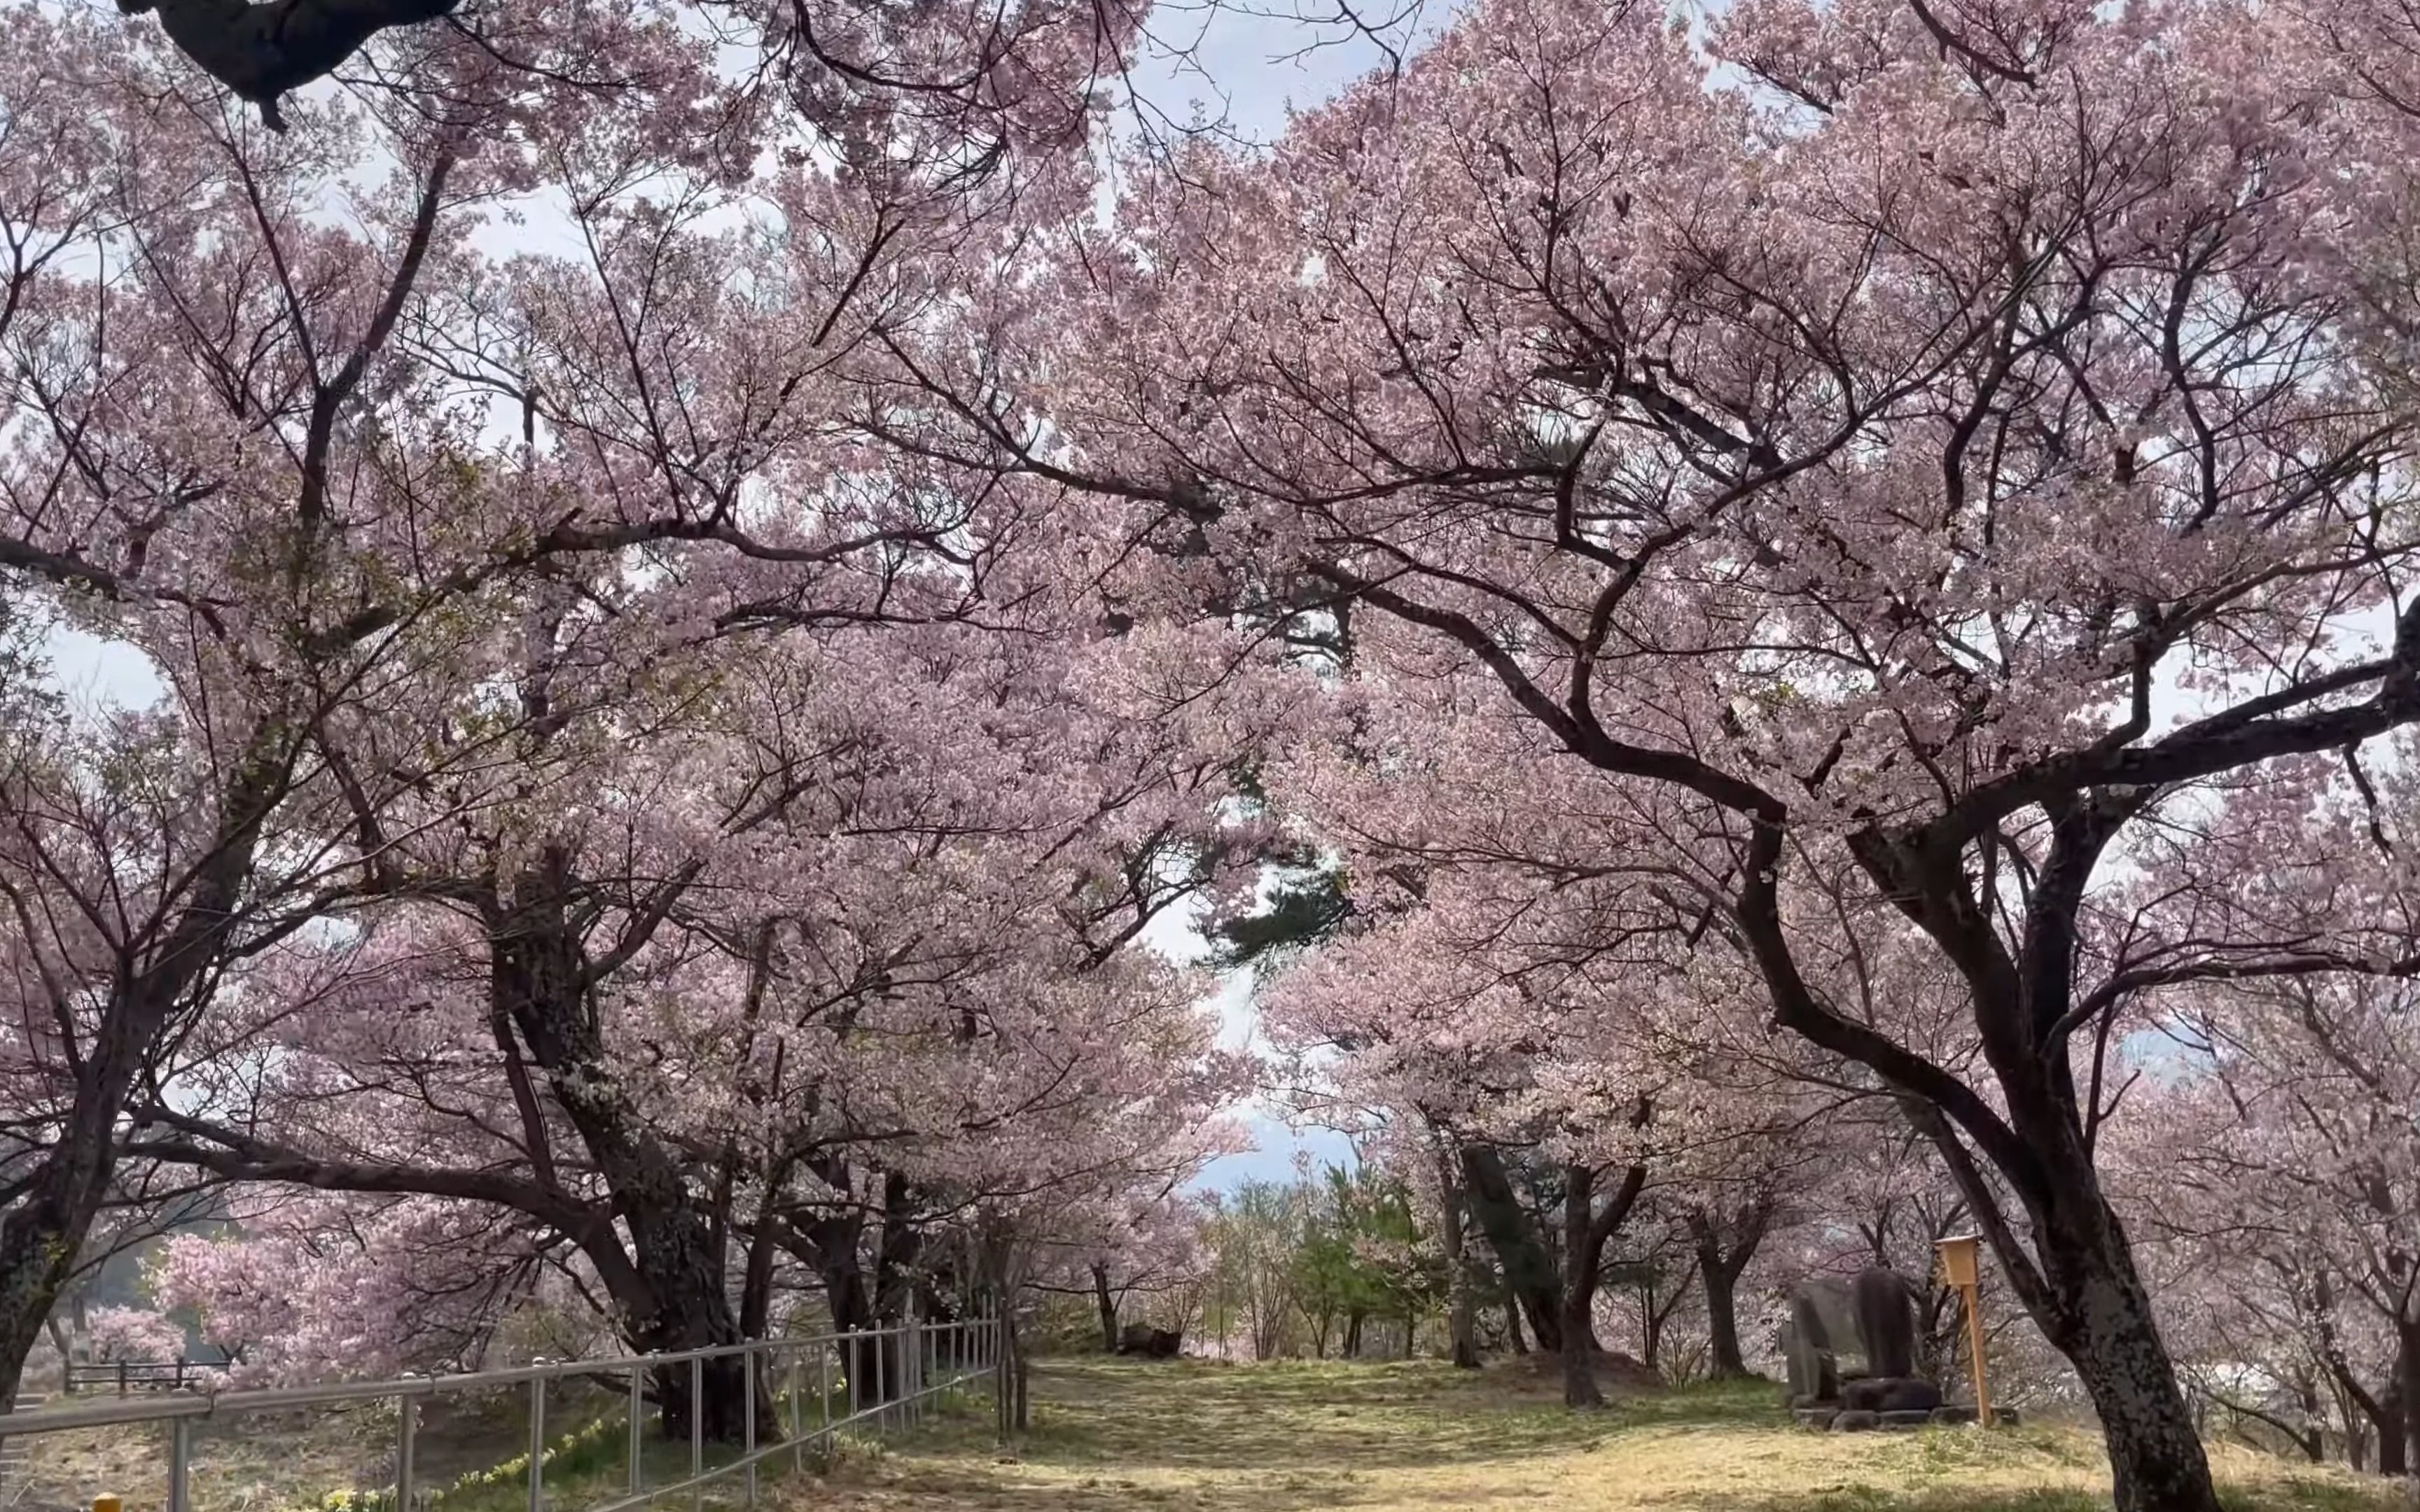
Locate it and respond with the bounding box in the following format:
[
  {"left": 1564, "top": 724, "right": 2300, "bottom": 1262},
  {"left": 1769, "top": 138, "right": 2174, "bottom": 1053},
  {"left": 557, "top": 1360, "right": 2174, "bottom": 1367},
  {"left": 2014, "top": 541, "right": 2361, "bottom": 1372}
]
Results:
[
  {"left": 502, "top": 878, "right": 759, "bottom": 1443},
  {"left": 815, "top": 1241, "right": 893, "bottom": 1415},
  {"left": 1423, "top": 1142, "right": 1481, "bottom": 1364},
  {"left": 2321, "top": 1336, "right": 2396, "bottom": 1476},
  {"left": 2061, "top": 1280, "right": 2213, "bottom": 1510},
  {"left": 738, "top": 1182, "right": 790, "bottom": 1341},
  {"left": 1340, "top": 1310, "right": 1360, "bottom": 1359},
  {"left": 1690, "top": 1203, "right": 1769, "bottom": 1380},
  {"left": 797, "top": 1205, "right": 868, "bottom": 1373},
  {"left": 2398, "top": 1320, "right": 2420, "bottom": 1483},
  {"left": 1461, "top": 1145, "right": 1562, "bottom": 1354},
  {"left": 1503, "top": 1282, "right": 1527, "bottom": 1354},
  {"left": 1699, "top": 1254, "right": 1746, "bottom": 1379},
  {"left": 0, "top": 744, "right": 286, "bottom": 1413},
  {"left": 1438, "top": 1156, "right": 1480, "bottom": 1368},
  {"left": 2010, "top": 1184, "right": 2222, "bottom": 1512},
  {"left": 1092, "top": 1263, "right": 1119, "bottom": 1353},
  {"left": 1009, "top": 1314, "right": 1030, "bottom": 1433},
  {"left": 1561, "top": 1163, "right": 1603, "bottom": 1409},
  {"left": 1557, "top": 1158, "right": 1648, "bottom": 1410},
  {"left": 1641, "top": 1285, "right": 1662, "bottom": 1375},
  {"left": 2379, "top": 1382, "right": 2409, "bottom": 1478}
]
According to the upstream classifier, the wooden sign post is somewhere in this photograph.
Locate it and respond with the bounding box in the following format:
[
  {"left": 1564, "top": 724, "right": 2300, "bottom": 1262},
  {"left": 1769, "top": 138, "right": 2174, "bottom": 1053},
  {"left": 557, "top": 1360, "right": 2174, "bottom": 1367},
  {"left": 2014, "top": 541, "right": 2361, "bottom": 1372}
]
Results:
[{"left": 1935, "top": 1234, "right": 1992, "bottom": 1427}]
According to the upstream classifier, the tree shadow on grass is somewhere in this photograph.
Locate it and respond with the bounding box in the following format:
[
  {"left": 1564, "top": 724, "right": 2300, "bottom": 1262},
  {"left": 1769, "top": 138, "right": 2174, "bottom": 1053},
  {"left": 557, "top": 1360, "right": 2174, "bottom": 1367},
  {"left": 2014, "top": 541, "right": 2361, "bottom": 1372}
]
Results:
[
  {"left": 980, "top": 1357, "right": 1778, "bottom": 1476},
  {"left": 815, "top": 1363, "right": 2405, "bottom": 1512},
  {"left": 1635, "top": 1473, "right": 2403, "bottom": 1512}
]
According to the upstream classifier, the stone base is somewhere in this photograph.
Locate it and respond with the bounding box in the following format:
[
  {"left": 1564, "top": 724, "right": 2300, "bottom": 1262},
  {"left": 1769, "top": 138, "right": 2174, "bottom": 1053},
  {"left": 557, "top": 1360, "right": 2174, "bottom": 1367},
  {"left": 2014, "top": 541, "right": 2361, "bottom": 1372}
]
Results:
[
  {"left": 1917, "top": 1404, "right": 2020, "bottom": 1427},
  {"left": 1800, "top": 1391, "right": 1988, "bottom": 1433},
  {"left": 1840, "top": 1376, "right": 1945, "bottom": 1414}
]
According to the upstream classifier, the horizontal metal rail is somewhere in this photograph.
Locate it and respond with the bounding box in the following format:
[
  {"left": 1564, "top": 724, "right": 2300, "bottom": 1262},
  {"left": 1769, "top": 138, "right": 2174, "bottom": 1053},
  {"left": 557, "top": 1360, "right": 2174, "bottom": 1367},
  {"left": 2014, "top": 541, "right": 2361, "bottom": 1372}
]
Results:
[
  {"left": 0, "top": 1308, "right": 1001, "bottom": 1512},
  {"left": 64, "top": 1359, "right": 215, "bottom": 1396}
]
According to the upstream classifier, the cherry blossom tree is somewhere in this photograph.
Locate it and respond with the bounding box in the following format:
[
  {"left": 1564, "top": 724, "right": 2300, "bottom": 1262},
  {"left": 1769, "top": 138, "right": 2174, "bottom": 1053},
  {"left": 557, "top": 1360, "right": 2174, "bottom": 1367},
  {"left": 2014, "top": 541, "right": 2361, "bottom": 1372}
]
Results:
[
  {"left": 125, "top": 602, "right": 1256, "bottom": 1432},
  {"left": 0, "top": 0, "right": 1186, "bottom": 1420},
  {"left": 2126, "top": 954, "right": 2420, "bottom": 1477},
  {"left": 864, "top": 0, "right": 2420, "bottom": 1499}
]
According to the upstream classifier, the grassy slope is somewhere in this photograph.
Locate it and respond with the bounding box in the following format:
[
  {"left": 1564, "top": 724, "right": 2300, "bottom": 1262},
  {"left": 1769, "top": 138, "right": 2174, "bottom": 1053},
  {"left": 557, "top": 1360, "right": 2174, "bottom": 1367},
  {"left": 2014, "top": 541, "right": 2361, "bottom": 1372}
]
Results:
[{"left": 796, "top": 1357, "right": 2407, "bottom": 1512}]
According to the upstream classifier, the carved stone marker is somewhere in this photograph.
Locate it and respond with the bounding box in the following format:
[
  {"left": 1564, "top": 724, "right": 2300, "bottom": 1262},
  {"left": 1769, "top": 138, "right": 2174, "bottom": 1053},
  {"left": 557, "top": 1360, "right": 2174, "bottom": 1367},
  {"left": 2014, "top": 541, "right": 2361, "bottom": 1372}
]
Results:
[
  {"left": 1782, "top": 1264, "right": 1939, "bottom": 1427},
  {"left": 1855, "top": 1266, "right": 1916, "bottom": 1380}
]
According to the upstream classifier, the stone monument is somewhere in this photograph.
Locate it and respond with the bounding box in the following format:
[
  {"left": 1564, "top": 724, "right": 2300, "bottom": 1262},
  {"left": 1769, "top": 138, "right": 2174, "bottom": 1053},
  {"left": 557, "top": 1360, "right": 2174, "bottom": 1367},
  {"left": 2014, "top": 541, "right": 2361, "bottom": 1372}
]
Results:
[{"left": 1780, "top": 1265, "right": 1947, "bottom": 1430}]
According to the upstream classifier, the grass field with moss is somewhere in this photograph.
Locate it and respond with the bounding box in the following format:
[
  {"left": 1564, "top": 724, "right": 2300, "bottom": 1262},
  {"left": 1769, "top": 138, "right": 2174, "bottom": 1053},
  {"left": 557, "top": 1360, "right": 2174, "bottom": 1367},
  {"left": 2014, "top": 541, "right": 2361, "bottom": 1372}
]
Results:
[{"left": 796, "top": 1357, "right": 2410, "bottom": 1512}]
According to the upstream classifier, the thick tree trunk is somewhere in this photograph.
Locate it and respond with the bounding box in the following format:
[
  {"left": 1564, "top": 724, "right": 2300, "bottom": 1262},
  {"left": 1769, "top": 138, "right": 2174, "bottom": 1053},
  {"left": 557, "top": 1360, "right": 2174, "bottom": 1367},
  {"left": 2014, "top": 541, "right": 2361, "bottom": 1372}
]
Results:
[
  {"left": 2337, "top": 1336, "right": 2407, "bottom": 1478},
  {"left": 1461, "top": 1144, "right": 1563, "bottom": 1353},
  {"left": 1690, "top": 1202, "right": 1769, "bottom": 1380},
  {"left": 1897, "top": 1098, "right": 2210, "bottom": 1512},
  {"left": 2015, "top": 1180, "right": 2222, "bottom": 1512},
  {"left": 805, "top": 1223, "right": 898, "bottom": 1416},
  {"left": 1701, "top": 1263, "right": 1746, "bottom": 1380},
  {"left": 1802, "top": 822, "right": 2224, "bottom": 1512},
  {"left": 1092, "top": 1263, "right": 1119, "bottom": 1353},
  {"left": 2398, "top": 1320, "right": 2420, "bottom": 1482},
  {"left": 2071, "top": 1317, "right": 2221, "bottom": 1512},
  {"left": 495, "top": 855, "right": 771, "bottom": 1444},
  {"left": 0, "top": 1112, "right": 125, "bottom": 1414},
  {"left": 2378, "top": 1381, "right": 2409, "bottom": 1478},
  {"left": 2371, "top": 1383, "right": 2410, "bottom": 1471},
  {"left": 1557, "top": 1158, "right": 1648, "bottom": 1410},
  {"left": 1340, "top": 1310, "right": 1359, "bottom": 1358},
  {"left": 1561, "top": 1163, "right": 1603, "bottom": 1409}
]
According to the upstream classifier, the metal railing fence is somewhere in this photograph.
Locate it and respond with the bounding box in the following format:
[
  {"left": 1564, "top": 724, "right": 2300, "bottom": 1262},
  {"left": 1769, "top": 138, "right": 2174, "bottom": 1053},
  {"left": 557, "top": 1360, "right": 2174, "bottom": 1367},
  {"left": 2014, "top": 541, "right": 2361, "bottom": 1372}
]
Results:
[
  {"left": 0, "top": 1308, "right": 999, "bottom": 1512},
  {"left": 63, "top": 1361, "right": 213, "bottom": 1395}
]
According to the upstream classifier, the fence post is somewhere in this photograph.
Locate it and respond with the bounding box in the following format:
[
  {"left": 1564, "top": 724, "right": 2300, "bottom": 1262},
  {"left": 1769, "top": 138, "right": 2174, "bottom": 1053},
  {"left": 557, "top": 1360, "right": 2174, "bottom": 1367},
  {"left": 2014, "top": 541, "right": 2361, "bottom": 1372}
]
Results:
[
  {"left": 627, "top": 1364, "right": 644, "bottom": 1496},
  {"left": 117, "top": 1361, "right": 127, "bottom": 1396},
  {"left": 168, "top": 1418, "right": 191, "bottom": 1512},
  {"left": 817, "top": 1338, "right": 832, "bottom": 1441},
  {"left": 743, "top": 1347, "right": 757, "bottom": 1509},
  {"left": 992, "top": 1312, "right": 1006, "bottom": 1443},
  {"left": 527, "top": 1373, "right": 545, "bottom": 1512},
  {"left": 688, "top": 1356, "right": 703, "bottom": 1512},
  {"left": 398, "top": 1394, "right": 418, "bottom": 1512},
  {"left": 786, "top": 1345, "right": 802, "bottom": 1472}
]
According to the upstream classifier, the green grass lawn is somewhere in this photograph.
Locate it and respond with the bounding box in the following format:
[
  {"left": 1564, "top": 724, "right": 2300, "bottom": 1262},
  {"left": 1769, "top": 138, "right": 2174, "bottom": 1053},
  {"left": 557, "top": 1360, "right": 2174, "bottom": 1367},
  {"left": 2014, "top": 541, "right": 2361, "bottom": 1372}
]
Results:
[{"left": 788, "top": 1357, "right": 2409, "bottom": 1512}]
